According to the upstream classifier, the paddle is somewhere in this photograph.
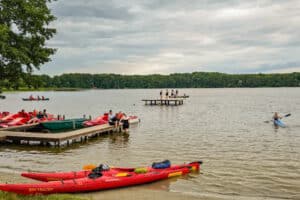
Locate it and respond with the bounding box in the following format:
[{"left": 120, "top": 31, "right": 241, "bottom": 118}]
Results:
[{"left": 264, "top": 113, "right": 291, "bottom": 123}]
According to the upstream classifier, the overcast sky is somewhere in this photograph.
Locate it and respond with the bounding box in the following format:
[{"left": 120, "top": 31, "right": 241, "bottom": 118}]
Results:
[{"left": 40, "top": 0, "right": 300, "bottom": 75}]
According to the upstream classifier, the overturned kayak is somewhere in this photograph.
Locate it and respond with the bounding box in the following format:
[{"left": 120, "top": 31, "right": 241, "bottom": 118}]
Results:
[{"left": 0, "top": 161, "right": 202, "bottom": 195}]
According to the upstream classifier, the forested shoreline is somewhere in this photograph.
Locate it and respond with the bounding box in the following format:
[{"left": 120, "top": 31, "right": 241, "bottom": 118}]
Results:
[{"left": 1, "top": 72, "right": 300, "bottom": 90}]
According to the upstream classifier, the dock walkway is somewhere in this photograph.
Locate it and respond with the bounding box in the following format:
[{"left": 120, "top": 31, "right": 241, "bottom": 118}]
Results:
[
  {"left": 0, "top": 118, "right": 139, "bottom": 147},
  {"left": 142, "top": 99, "right": 184, "bottom": 106}
]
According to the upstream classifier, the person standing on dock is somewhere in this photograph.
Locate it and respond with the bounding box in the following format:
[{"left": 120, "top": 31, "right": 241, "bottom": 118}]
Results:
[
  {"left": 165, "top": 89, "right": 169, "bottom": 99},
  {"left": 175, "top": 89, "right": 178, "bottom": 97},
  {"left": 43, "top": 109, "right": 48, "bottom": 119},
  {"left": 160, "top": 90, "right": 163, "bottom": 99},
  {"left": 171, "top": 89, "right": 174, "bottom": 98},
  {"left": 108, "top": 110, "right": 115, "bottom": 125}
]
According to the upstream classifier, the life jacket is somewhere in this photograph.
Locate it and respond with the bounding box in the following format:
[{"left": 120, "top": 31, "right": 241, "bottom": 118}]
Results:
[{"left": 152, "top": 160, "right": 171, "bottom": 169}]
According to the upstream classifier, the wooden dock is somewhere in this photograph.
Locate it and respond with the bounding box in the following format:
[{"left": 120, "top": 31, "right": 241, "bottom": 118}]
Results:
[
  {"left": 0, "top": 118, "right": 139, "bottom": 147},
  {"left": 142, "top": 99, "right": 184, "bottom": 106}
]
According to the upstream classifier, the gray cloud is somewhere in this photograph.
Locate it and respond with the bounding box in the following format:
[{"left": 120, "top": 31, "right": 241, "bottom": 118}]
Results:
[{"left": 41, "top": 0, "right": 300, "bottom": 75}]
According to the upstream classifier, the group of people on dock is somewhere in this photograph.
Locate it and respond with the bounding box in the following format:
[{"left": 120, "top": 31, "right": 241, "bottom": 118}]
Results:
[
  {"left": 107, "top": 110, "right": 130, "bottom": 133},
  {"left": 20, "top": 109, "right": 50, "bottom": 122},
  {"left": 160, "top": 89, "right": 180, "bottom": 99}
]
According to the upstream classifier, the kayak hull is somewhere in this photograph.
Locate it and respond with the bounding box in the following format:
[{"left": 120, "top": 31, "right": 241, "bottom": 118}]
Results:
[
  {"left": 41, "top": 118, "right": 86, "bottom": 131},
  {"left": 274, "top": 119, "right": 285, "bottom": 128},
  {"left": 0, "top": 162, "right": 201, "bottom": 195}
]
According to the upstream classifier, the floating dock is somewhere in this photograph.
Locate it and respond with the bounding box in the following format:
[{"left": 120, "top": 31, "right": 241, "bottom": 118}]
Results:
[
  {"left": 0, "top": 118, "right": 139, "bottom": 147},
  {"left": 142, "top": 99, "right": 184, "bottom": 106}
]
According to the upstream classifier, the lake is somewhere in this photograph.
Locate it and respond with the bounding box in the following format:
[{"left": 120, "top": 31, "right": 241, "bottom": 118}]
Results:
[{"left": 0, "top": 88, "right": 299, "bottom": 199}]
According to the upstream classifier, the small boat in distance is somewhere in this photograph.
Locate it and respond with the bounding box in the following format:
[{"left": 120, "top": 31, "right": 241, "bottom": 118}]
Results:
[
  {"left": 22, "top": 95, "right": 49, "bottom": 101},
  {"left": 0, "top": 95, "right": 5, "bottom": 99},
  {"left": 22, "top": 98, "right": 49, "bottom": 101}
]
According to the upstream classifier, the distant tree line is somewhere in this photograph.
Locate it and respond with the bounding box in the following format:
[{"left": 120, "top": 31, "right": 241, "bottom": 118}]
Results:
[{"left": 1, "top": 72, "right": 300, "bottom": 90}]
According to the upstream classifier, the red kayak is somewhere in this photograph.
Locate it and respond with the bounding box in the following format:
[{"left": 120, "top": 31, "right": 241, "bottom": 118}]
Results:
[
  {"left": 7, "top": 117, "right": 30, "bottom": 126},
  {"left": 83, "top": 115, "right": 108, "bottom": 127},
  {"left": 0, "top": 161, "right": 201, "bottom": 195},
  {"left": 0, "top": 113, "right": 19, "bottom": 123},
  {"left": 22, "top": 161, "right": 200, "bottom": 182}
]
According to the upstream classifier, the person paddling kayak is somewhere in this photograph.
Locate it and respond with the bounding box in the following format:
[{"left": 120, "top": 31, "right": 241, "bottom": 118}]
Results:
[
  {"left": 273, "top": 112, "right": 286, "bottom": 127},
  {"left": 273, "top": 112, "right": 281, "bottom": 120}
]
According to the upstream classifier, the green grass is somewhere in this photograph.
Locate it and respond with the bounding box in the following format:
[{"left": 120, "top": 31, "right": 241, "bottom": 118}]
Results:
[{"left": 0, "top": 191, "right": 89, "bottom": 200}]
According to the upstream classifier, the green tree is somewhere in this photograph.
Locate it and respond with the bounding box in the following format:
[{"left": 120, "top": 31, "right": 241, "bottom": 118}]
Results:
[{"left": 0, "top": 0, "right": 56, "bottom": 89}]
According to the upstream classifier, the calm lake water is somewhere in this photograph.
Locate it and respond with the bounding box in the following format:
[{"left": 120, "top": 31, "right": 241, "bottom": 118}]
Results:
[{"left": 0, "top": 88, "right": 300, "bottom": 199}]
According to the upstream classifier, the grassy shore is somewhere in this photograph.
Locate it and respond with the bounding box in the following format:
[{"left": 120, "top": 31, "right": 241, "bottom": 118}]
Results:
[{"left": 0, "top": 191, "right": 89, "bottom": 200}]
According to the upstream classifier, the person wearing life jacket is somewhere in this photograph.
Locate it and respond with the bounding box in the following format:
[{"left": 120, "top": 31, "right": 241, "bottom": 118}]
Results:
[
  {"left": 32, "top": 109, "right": 38, "bottom": 116},
  {"left": 273, "top": 112, "right": 281, "bottom": 120},
  {"left": 18, "top": 109, "right": 30, "bottom": 119},
  {"left": 115, "top": 111, "right": 123, "bottom": 128},
  {"left": 29, "top": 94, "right": 34, "bottom": 100},
  {"left": 102, "top": 113, "right": 109, "bottom": 121}
]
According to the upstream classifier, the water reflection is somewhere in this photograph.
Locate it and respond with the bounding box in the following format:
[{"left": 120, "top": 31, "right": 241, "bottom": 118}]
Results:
[{"left": 109, "top": 133, "right": 130, "bottom": 147}]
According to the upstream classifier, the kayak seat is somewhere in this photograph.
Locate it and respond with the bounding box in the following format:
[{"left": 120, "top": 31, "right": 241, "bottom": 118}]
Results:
[
  {"left": 88, "top": 164, "right": 110, "bottom": 179},
  {"left": 88, "top": 171, "right": 102, "bottom": 179}
]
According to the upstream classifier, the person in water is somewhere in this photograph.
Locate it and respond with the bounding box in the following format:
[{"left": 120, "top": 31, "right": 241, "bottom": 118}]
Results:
[{"left": 121, "top": 113, "right": 130, "bottom": 133}]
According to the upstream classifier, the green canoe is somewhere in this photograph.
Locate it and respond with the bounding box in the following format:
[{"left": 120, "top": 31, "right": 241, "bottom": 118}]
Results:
[{"left": 41, "top": 118, "right": 86, "bottom": 131}]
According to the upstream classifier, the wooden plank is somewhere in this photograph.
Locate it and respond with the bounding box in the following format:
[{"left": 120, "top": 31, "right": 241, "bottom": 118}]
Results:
[
  {"left": 142, "top": 99, "right": 184, "bottom": 101},
  {"left": 0, "top": 132, "right": 7, "bottom": 142}
]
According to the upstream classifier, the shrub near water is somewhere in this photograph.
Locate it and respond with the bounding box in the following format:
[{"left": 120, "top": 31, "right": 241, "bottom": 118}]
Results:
[{"left": 0, "top": 191, "right": 89, "bottom": 200}]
